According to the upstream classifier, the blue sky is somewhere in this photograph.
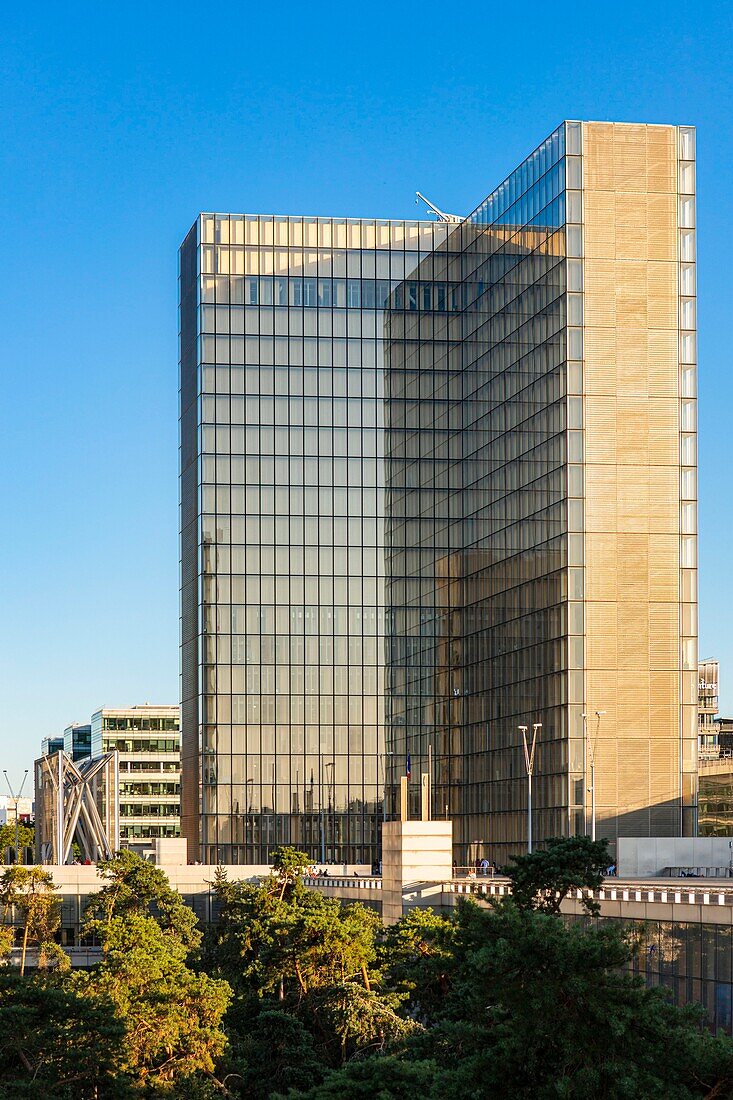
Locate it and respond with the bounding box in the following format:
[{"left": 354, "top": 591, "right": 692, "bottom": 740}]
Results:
[{"left": 1, "top": 1, "right": 732, "bottom": 780}]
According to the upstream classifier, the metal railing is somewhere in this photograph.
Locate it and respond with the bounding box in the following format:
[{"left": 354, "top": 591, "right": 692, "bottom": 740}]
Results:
[
  {"left": 444, "top": 877, "right": 733, "bottom": 909},
  {"left": 306, "top": 875, "right": 382, "bottom": 890}
]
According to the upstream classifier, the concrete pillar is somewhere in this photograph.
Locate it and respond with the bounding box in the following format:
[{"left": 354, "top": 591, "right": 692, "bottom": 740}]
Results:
[{"left": 381, "top": 820, "right": 453, "bottom": 924}]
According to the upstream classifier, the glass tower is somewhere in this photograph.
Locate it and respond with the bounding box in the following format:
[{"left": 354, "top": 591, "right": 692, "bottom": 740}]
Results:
[
  {"left": 179, "top": 216, "right": 452, "bottom": 864},
  {"left": 386, "top": 121, "right": 697, "bottom": 861},
  {"left": 385, "top": 126, "right": 571, "bottom": 853},
  {"left": 181, "top": 121, "right": 696, "bottom": 865}
]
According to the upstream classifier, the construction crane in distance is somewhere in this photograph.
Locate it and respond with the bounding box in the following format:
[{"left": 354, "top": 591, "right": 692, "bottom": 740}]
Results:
[{"left": 415, "top": 192, "right": 463, "bottom": 223}]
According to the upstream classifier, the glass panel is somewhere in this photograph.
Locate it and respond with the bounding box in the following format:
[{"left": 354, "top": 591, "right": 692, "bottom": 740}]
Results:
[{"left": 566, "top": 121, "right": 582, "bottom": 155}]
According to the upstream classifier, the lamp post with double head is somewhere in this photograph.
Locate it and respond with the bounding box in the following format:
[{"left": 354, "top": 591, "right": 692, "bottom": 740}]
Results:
[
  {"left": 582, "top": 710, "right": 606, "bottom": 841},
  {"left": 3, "top": 771, "right": 29, "bottom": 865},
  {"left": 380, "top": 750, "right": 394, "bottom": 823},
  {"left": 519, "top": 724, "right": 541, "bottom": 853},
  {"left": 591, "top": 711, "right": 606, "bottom": 841}
]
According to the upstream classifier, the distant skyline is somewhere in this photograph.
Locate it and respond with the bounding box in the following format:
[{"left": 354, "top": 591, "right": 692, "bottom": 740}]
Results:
[{"left": 1, "top": 1, "right": 732, "bottom": 779}]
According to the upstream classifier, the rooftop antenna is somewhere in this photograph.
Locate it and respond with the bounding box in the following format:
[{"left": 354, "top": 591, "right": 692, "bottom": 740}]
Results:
[{"left": 415, "top": 191, "right": 462, "bottom": 223}]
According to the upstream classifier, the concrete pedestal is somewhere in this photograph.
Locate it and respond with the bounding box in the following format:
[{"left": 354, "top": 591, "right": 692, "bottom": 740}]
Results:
[{"left": 381, "top": 820, "right": 453, "bottom": 924}]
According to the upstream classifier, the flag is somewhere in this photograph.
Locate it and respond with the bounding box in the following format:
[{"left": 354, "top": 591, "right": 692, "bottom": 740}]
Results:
[{"left": 406, "top": 753, "right": 412, "bottom": 779}]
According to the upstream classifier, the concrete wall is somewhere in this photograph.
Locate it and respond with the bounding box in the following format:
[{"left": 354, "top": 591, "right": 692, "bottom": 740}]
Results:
[
  {"left": 618, "top": 836, "right": 733, "bottom": 877},
  {"left": 581, "top": 122, "right": 694, "bottom": 840}
]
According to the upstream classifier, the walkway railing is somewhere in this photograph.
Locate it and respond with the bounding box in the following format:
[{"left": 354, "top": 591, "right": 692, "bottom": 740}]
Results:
[
  {"left": 305, "top": 875, "right": 382, "bottom": 890},
  {"left": 444, "top": 877, "right": 733, "bottom": 909}
]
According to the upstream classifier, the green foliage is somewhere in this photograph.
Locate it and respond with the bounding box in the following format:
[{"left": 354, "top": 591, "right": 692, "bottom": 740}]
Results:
[
  {"left": 203, "top": 869, "right": 413, "bottom": 1077},
  {"left": 0, "top": 865, "right": 58, "bottom": 913},
  {"left": 398, "top": 898, "right": 733, "bottom": 1098},
  {"left": 379, "top": 907, "right": 455, "bottom": 1023},
  {"left": 0, "top": 823, "right": 34, "bottom": 864},
  {"left": 204, "top": 839, "right": 733, "bottom": 1097},
  {"left": 37, "top": 939, "right": 71, "bottom": 972},
  {"left": 307, "top": 980, "right": 419, "bottom": 1064},
  {"left": 504, "top": 835, "right": 610, "bottom": 915},
  {"left": 0, "top": 924, "right": 13, "bottom": 961},
  {"left": 0, "top": 865, "right": 63, "bottom": 975},
  {"left": 75, "top": 912, "right": 231, "bottom": 1092},
  {"left": 231, "top": 1010, "right": 324, "bottom": 1097},
  {"left": 285, "top": 891, "right": 381, "bottom": 993},
  {"left": 86, "top": 848, "right": 201, "bottom": 950},
  {"left": 2, "top": 838, "right": 733, "bottom": 1099},
  {"left": 278, "top": 1055, "right": 441, "bottom": 1099},
  {"left": 0, "top": 972, "right": 129, "bottom": 1098},
  {"left": 270, "top": 845, "right": 312, "bottom": 890},
  {"left": 203, "top": 874, "right": 380, "bottom": 1003}
]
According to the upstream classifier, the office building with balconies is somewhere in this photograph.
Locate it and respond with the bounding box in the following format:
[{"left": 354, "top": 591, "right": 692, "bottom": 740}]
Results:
[{"left": 91, "top": 704, "right": 180, "bottom": 850}]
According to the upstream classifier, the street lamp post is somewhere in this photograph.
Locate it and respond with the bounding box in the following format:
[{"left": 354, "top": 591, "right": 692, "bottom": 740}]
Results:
[
  {"left": 519, "top": 724, "right": 541, "bottom": 853},
  {"left": 380, "top": 751, "right": 394, "bottom": 823},
  {"left": 3, "top": 770, "right": 29, "bottom": 865},
  {"left": 325, "top": 761, "right": 334, "bottom": 862},
  {"left": 319, "top": 757, "right": 325, "bottom": 865},
  {"left": 583, "top": 710, "right": 606, "bottom": 841},
  {"left": 582, "top": 712, "right": 589, "bottom": 837},
  {"left": 591, "top": 711, "right": 605, "bottom": 842}
]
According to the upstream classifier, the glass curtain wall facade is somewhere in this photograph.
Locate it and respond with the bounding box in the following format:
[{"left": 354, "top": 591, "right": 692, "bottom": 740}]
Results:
[
  {"left": 64, "top": 723, "right": 92, "bottom": 762},
  {"left": 385, "top": 126, "right": 570, "bottom": 856},
  {"left": 568, "top": 915, "right": 733, "bottom": 1037},
  {"left": 385, "top": 121, "right": 696, "bottom": 862},
  {"left": 179, "top": 216, "right": 451, "bottom": 864},
  {"left": 181, "top": 120, "right": 696, "bottom": 866},
  {"left": 629, "top": 918, "right": 733, "bottom": 1036}
]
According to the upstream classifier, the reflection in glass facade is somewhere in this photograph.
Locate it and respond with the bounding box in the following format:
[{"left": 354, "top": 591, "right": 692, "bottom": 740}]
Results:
[
  {"left": 635, "top": 919, "right": 733, "bottom": 1035},
  {"left": 181, "top": 121, "right": 696, "bottom": 866},
  {"left": 699, "top": 770, "right": 733, "bottom": 835},
  {"left": 180, "top": 216, "right": 451, "bottom": 864},
  {"left": 385, "top": 121, "right": 696, "bottom": 862},
  {"left": 630, "top": 919, "right": 732, "bottom": 1036},
  {"left": 386, "top": 126, "right": 570, "bottom": 857},
  {"left": 569, "top": 915, "right": 733, "bottom": 1036}
]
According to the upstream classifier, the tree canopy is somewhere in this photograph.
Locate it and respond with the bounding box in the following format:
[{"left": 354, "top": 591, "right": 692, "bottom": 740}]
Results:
[
  {"left": 74, "top": 912, "right": 231, "bottom": 1092},
  {"left": 503, "top": 835, "right": 610, "bottom": 916},
  {"left": 1, "top": 843, "right": 732, "bottom": 1098},
  {"left": 0, "top": 823, "right": 34, "bottom": 865},
  {"left": 86, "top": 848, "right": 201, "bottom": 949},
  {"left": 0, "top": 972, "right": 129, "bottom": 1099},
  {"left": 0, "top": 866, "right": 67, "bottom": 975}
]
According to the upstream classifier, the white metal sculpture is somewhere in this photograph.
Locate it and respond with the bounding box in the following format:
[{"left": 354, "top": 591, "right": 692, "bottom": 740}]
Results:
[{"left": 35, "top": 750, "right": 119, "bottom": 864}]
